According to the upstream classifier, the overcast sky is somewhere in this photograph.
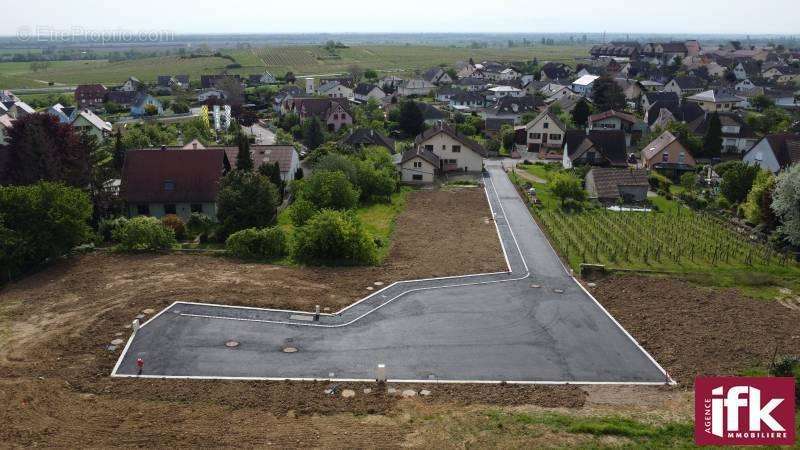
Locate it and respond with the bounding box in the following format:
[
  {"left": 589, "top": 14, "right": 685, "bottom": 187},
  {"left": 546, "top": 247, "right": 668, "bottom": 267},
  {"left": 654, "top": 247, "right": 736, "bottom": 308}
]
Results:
[{"left": 4, "top": 0, "right": 799, "bottom": 36}]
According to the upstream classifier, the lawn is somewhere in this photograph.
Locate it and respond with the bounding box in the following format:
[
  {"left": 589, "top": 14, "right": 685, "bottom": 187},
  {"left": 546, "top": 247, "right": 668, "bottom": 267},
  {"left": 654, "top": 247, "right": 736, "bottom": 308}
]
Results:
[
  {"left": 511, "top": 163, "right": 800, "bottom": 298},
  {"left": 276, "top": 187, "right": 411, "bottom": 263}
]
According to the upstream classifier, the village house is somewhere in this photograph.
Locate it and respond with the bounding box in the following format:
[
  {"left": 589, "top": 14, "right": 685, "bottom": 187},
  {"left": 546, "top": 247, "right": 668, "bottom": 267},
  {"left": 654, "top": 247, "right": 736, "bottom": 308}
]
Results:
[
  {"left": 0, "top": 114, "right": 13, "bottom": 144},
  {"left": 663, "top": 76, "right": 706, "bottom": 98},
  {"left": 316, "top": 81, "right": 354, "bottom": 99},
  {"left": 733, "top": 60, "right": 761, "bottom": 81},
  {"left": 281, "top": 97, "right": 353, "bottom": 132},
  {"left": 6, "top": 101, "right": 35, "bottom": 120},
  {"left": 587, "top": 109, "right": 648, "bottom": 147},
  {"left": 342, "top": 128, "right": 396, "bottom": 153},
  {"left": 435, "top": 86, "right": 461, "bottom": 102},
  {"left": 422, "top": 67, "right": 453, "bottom": 86},
  {"left": 562, "top": 129, "right": 630, "bottom": 169},
  {"left": 224, "top": 145, "right": 300, "bottom": 181},
  {"left": 742, "top": 133, "right": 800, "bottom": 173},
  {"left": 457, "top": 77, "right": 489, "bottom": 92},
  {"left": 687, "top": 112, "right": 757, "bottom": 154},
  {"left": 396, "top": 79, "right": 435, "bottom": 97},
  {"left": 641, "top": 91, "right": 680, "bottom": 113},
  {"left": 71, "top": 109, "right": 113, "bottom": 141},
  {"left": 379, "top": 75, "right": 405, "bottom": 91},
  {"left": 686, "top": 89, "right": 745, "bottom": 112},
  {"left": 413, "top": 121, "right": 486, "bottom": 174},
  {"left": 130, "top": 93, "right": 164, "bottom": 117},
  {"left": 539, "top": 62, "right": 572, "bottom": 82},
  {"left": 200, "top": 74, "right": 242, "bottom": 89},
  {"left": 74, "top": 84, "right": 108, "bottom": 109},
  {"left": 414, "top": 102, "right": 448, "bottom": 125},
  {"left": 121, "top": 148, "right": 229, "bottom": 221},
  {"left": 525, "top": 108, "right": 567, "bottom": 158},
  {"left": 353, "top": 83, "right": 386, "bottom": 102},
  {"left": 487, "top": 85, "right": 524, "bottom": 100},
  {"left": 762, "top": 66, "right": 800, "bottom": 84},
  {"left": 585, "top": 167, "right": 650, "bottom": 203},
  {"left": 247, "top": 72, "right": 277, "bottom": 86},
  {"left": 120, "top": 76, "right": 143, "bottom": 92},
  {"left": 398, "top": 147, "right": 439, "bottom": 184},
  {"left": 640, "top": 130, "right": 697, "bottom": 178},
  {"left": 47, "top": 103, "right": 76, "bottom": 123},
  {"left": 481, "top": 95, "right": 544, "bottom": 125},
  {"left": 449, "top": 91, "right": 485, "bottom": 110},
  {"left": 571, "top": 74, "right": 600, "bottom": 96},
  {"left": 105, "top": 90, "right": 139, "bottom": 108}
]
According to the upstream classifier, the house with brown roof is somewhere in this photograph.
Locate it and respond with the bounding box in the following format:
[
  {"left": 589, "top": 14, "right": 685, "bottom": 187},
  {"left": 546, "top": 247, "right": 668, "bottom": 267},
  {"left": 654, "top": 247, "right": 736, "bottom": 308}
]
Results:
[
  {"left": 585, "top": 167, "right": 649, "bottom": 203},
  {"left": 562, "top": 130, "right": 630, "bottom": 169},
  {"left": 687, "top": 112, "right": 757, "bottom": 154},
  {"left": 223, "top": 145, "right": 300, "bottom": 181},
  {"left": 74, "top": 84, "right": 108, "bottom": 109},
  {"left": 398, "top": 147, "right": 439, "bottom": 184},
  {"left": 686, "top": 89, "right": 745, "bottom": 112},
  {"left": 121, "top": 148, "right": 229, "bottom": 221},
  {"left": 525, "top": 108, "right": 567, "bottom": 158},
  {"left": 742, "top": 133, "right": 800, "bottom": 174},
  {"left": 280, "top": 97, "right": 352, "bottom": 132},
  {"left": 587, "top": 110, "right": 649, "bottom": 147},
  {"left": 341, "top": 128, "right": 396, "bottom": 153},
  {"left": 413, "top": 121, "right": 486, "bottom": 173},
  {"left": 663, "top": 76, "right": 706, "bottom": 98},
  {"left": 640, "top": 131, "right": 696, "bottom": 178}
]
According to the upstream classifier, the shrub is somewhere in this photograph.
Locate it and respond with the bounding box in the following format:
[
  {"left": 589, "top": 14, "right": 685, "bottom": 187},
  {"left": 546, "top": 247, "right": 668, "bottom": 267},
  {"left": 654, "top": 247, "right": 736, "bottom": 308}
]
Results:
[
  {"left": 161, "top": 214, "right": 187, "bottom": 240},
  {"left": 216, "top": 171, "right": 280, "bottom": 238},
  {"left": 648, "top": 172, "right": 672, "bottom": 191},
  {"left": 187, "top": 212, "right": 214, "bottom": 234},
  {"left": 295, "top": 170, "right": 360, "bottom": 210},
  {"left": 288, "top": 199, "right": 317, "bottom": 227},
  {"left": 225, "top": 227, "right": 286, "bottom": 260},
  {"left": 113, "top": 216, "right": 176, "bottom": 251},
  {"left": 97, "top": 217, "right": 129, "bottom": 243},
  {"left": 291, "top": 209, "right": 377, "bottom": 265},
  {"left": 0, "top": 182, "right": 92, "bottom": 282},
  {"left": 720, "top": 161, "right": 760, "bottom": 204}
]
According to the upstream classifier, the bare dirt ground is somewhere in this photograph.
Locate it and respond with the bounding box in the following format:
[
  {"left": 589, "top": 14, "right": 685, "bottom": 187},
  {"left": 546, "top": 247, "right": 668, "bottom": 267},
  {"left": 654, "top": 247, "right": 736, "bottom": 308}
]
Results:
[
  {"left": 588, "top": 274, "right": 800, "bottom": 385},
  {"left": 1, "top": 188, "right": 796, "bottom": 447}
]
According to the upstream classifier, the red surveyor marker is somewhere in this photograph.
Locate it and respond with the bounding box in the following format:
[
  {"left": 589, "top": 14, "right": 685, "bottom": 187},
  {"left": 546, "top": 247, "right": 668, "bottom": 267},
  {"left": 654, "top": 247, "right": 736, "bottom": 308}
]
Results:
[{"left": 136, "top": 358, "right": 144, "bottom": 369}]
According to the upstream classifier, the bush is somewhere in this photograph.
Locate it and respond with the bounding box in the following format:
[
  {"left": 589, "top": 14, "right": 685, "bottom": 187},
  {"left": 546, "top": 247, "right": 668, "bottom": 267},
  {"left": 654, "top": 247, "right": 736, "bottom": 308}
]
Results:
[
  {"left": 225, "top": 227, "right": 286, "bottom": 260},
  {"left": 187, "top": 212, "right": 214, "bottom": 234},
  {"left": 113, "top": 216, "right": 176, "bottom": 251},
  {"left": 720, "top": 161, "right": 760, "bottom": 204},
  {"left": 291, "top": 209, "right": 378, "bottom": 265},
  {"left": 648, "top": 172, "right": 672, "bottom": 191},
  {"left": 97, "top": 217, "right": 129, "bottom": 243},
  {"left": 216, "top": 171, "right": 280, "bottom": 238},
  {"left": 161, "top": 214, "right": 187, "bottom": 240},
  {"left": 295, "top": 170, "right": 360, "bottom": 210},
  {"left": 0, "top": 182, "right": 92, "bottom": 282},
  {"left": 288, "top": 199, "right": 317, "bottom": 227}
]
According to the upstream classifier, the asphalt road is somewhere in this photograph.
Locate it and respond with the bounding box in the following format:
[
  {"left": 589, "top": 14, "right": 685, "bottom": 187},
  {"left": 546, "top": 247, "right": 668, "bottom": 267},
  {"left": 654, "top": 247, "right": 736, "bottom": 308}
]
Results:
[{"left": 113, "top": 163, "right": 670, "bottom": 384}]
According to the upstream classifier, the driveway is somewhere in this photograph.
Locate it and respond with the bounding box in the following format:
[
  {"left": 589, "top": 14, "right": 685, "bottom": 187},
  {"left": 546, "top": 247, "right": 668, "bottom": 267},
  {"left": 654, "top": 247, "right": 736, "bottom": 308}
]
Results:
[
  {"left": 243, "top": 123, "right": 276, "bottom": 145},
  {"left": 113, "top": 163, "right": 671, "bottom": 384}
]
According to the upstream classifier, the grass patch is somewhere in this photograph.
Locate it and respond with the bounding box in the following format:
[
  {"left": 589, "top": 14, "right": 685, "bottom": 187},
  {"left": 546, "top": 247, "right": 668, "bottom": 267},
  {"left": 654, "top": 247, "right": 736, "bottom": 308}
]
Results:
[{"left": 484, "top": 411, "right": 694, "bottom": 448}]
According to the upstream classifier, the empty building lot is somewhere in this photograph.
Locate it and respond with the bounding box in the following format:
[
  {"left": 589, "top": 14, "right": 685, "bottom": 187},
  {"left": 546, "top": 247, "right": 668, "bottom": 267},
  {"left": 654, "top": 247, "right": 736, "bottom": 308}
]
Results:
[{"left": 114, "top": 164, "right": 669, "bottom": 384}]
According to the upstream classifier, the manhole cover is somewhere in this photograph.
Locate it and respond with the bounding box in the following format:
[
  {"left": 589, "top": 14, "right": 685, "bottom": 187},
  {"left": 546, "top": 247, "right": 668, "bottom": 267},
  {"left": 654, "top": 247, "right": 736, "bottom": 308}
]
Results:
[
  {"left": 225, "top": 340, "right": 240, "bottom": 348},
  {"left": 282, "top": 347, "right": 298, "bottom": 353}
]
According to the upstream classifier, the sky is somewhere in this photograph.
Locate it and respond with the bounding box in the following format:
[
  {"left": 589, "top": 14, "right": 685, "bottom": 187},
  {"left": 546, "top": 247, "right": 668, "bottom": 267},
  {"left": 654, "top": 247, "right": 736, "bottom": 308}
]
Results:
[{"left": 3, "top": 0, "right": 799, "bottom": 36}]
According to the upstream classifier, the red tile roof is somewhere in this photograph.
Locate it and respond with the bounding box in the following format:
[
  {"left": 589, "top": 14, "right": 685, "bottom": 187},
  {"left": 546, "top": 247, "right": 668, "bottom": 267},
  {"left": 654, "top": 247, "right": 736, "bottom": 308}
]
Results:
[{"left": 121, "top": 149, "right": 227, "bottom": 203}]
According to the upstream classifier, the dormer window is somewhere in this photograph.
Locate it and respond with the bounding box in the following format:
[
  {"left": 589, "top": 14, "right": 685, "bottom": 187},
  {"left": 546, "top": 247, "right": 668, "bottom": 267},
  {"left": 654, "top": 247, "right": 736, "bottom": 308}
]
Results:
[{"left": 543, "top": 122, "right": 549, "bottom": 129}]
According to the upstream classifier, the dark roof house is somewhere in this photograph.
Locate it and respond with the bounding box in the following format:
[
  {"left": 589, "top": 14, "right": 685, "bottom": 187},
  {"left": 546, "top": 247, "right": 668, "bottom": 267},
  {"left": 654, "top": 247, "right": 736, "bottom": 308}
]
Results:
[
  {"left": 342, "top": 128, "right": 397, "bottom": 153},
  {"left": 585, "top": 167, "right": 649, "bottom": 202}
]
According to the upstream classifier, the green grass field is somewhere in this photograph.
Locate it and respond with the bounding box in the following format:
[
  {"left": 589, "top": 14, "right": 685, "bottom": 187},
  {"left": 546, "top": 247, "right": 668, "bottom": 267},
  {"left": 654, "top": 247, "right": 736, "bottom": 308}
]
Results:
[{"left": 0, "top": 44, "right": 589, "bottom": 89}]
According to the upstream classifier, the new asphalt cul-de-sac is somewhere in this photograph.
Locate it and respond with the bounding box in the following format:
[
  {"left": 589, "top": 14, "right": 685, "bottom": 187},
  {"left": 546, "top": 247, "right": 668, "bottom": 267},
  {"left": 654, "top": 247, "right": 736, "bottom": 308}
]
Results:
[{"left": 112, "top": 162, "right": 671, "bottom": 384}]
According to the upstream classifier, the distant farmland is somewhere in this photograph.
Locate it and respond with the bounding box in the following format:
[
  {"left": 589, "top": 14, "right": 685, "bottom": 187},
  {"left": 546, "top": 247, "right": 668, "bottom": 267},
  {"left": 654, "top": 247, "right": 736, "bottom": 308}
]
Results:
[{"left": 0, "top": 44, "right": 589, "bottom": 89}]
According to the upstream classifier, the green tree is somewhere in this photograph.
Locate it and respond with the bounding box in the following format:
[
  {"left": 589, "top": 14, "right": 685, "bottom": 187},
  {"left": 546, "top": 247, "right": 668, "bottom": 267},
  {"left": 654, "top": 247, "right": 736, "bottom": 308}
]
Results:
[
  {"left": 550, "top": 172, "right": 587, "bottom": 207},
  {"left": 500, "top": 125, "right": 516, "bottom": 150},
  {"left": 112, "top": 130, "right": 125, "bottom": 172},
  {"left": 302, "top": 117, "right": 325, "bottom": 150},
  {"left": 750, "top": 94, "right": 775, "bottom": 112},
  {"left": 591, "top": 75, "right": 626, "bottom": 112},
  {"left": 0, "top": 182, "right": 92, "bottom": 282},
  {"left": 701, "top": 112, "right": 722, "bottom": 158},
  {"left": 771, "top": 164, "right": 800, "bottom": 246},
  {"left": 113, "top": 216, "right": 176, "bottom": 251},
  {"left": 314, "top": 153, "right": 358, "bottom": 184},
  {"left": 225, "top": 227, "right": 286, "bottom": 260},
  {"left": 571, "top": 98, "right": 592, "bottom": 128},
  {"left": 680, "top": 172, "right": 698, "bottom": 192},
  {"left": 744, "top": 170, "right": 777, "bottom": 228},
  {"left": 216, "top": 171, "right": 279, "bottom": 238},
  {"left": 235, "top": 132, "right": 253, "bottom": 171},
  {"left": 295, "top": 170, "right": 360, "bottom": 210},
  {"left": 398, "top": 100, "right": 425, "bottom": 137},
  {"left": 720, "top": 161, "right": 760, "bottom": 204},
  {"left": 291, "top": 209, "right": 378, "bottom": 265}
]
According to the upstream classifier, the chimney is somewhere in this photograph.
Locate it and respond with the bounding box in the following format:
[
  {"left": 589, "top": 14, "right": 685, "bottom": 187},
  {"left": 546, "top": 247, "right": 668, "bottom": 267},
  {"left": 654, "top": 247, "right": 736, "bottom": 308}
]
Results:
[
  {"left": 192, "top": 142, "right": 198, "bottom": 150},
  {"left": 160, "top": 145, "right": 167, "bottom": 151}
]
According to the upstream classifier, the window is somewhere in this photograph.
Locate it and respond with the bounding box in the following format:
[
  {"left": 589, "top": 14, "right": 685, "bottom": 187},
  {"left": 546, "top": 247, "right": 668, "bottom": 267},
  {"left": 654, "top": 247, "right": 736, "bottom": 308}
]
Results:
[
  {"left": 425, "top": 145, "right": 434, "bottom": 151},
  {"left": 164, "top": 204, "right": 177, "bottom": 215},
  {"left": 442, "top": 145, "right": 446, "bottom": 150},
  {"left": 413, "top": 161, "right": 422, "bottom": 168},
  {"left": 678, "top": 152, "right": 685, "bottom": 164},
  {"left": 549, "top": 134, "right": 561, "bottom": 140},
  {"left": 137, "top": 204, "right": 150, "bottom": 216},
  {"left": 754, "top": 151, "right": 763, "bottom": 162},
  {"left": 530, "top": 133, "right": 541, "bottom": 140},
  {"left": 543, "top": 122, "right": 549, "bottom": 129},
  {"left": 412, "top": 174, "right": 423, "bottom": 181},
  {"left": 163, "top": 180, "right": 175, "bottom": 191},
  {"left": 191, "top": 204, "right": 203, "bottom": 214},
  {"left": 452, "top": 145, "right": 461, "bottom": 153},
  {"left": 446, "top": 159, "right": 457, "bottom": 164},
  {"left": 662, "top": 152, "right": 669, "bottom": 162}
]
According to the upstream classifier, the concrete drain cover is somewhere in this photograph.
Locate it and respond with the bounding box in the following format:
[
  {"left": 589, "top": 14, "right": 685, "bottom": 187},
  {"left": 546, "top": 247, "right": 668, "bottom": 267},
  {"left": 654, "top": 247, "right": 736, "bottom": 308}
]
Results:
[
  {"left": 374, "top": 281, "right": 384, "bottom": 286},
  {"left": 553, "top": 289, "right": 565, "bottom": 294},
  {"left": 225, "top": 340, "right": 240, "bottom": 348},
  {"left": 530, "top": 284, "right": 542, "bottom": 289},
  {"left": 282, "top": 347, "right": 298, "bottom": 353},
  {"left": 366, "top": 286, "right": 374, "bottom": 291}
]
